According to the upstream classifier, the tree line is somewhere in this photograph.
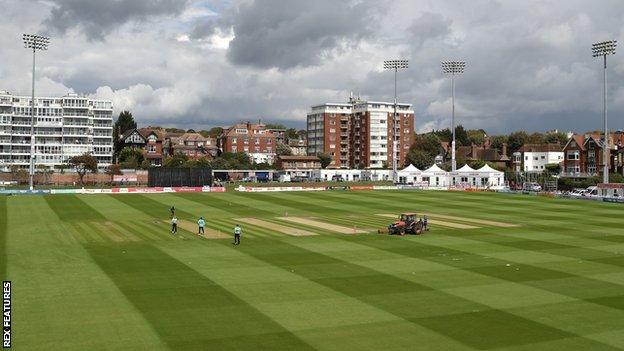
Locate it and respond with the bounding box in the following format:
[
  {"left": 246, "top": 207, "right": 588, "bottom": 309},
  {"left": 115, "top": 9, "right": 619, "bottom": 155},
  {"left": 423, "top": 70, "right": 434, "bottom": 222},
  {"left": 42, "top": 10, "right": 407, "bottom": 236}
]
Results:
[{"left": 406, "top": 126, "right": 569, "bottom": 171}]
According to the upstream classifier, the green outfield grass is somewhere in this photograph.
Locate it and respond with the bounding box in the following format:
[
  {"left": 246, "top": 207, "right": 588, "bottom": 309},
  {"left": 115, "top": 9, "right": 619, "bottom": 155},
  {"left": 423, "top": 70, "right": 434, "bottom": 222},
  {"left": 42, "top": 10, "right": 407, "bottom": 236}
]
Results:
[{"left": 2, "top": 190, "right": 624, "bottom": 350}]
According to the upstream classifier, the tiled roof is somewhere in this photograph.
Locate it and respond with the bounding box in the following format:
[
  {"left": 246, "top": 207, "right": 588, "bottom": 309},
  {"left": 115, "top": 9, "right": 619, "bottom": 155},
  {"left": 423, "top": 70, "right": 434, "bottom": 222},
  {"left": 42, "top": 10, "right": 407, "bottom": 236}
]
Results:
[
  {"left": 519, "top": 143, "right": 562, "bottom": 153},
  {"left": 224, "top": 123, "right": 276, "bottom": 138},
  {"left": 120, "top": 128, "right": 144, "bottom": 141}
]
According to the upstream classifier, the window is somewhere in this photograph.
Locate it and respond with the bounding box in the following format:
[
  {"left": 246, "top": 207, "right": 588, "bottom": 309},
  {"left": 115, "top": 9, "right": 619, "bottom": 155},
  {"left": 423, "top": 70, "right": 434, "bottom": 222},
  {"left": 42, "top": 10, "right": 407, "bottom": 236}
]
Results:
[
  {"left": 567, "top": 150, "right": 580, "bottom": 160},
  {"left": 525, "top": 156, "right": 528, "bottom": 161},
  {"left": 566, "top": 165, "right": 580, "bottom": 173}
]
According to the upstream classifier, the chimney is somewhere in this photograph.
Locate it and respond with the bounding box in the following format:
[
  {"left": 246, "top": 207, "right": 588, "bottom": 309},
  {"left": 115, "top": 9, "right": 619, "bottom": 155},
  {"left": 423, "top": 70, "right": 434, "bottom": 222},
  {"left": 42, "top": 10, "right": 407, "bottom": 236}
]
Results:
[{"left": 502, "top": 143, "right": 507, "bottom": 157}]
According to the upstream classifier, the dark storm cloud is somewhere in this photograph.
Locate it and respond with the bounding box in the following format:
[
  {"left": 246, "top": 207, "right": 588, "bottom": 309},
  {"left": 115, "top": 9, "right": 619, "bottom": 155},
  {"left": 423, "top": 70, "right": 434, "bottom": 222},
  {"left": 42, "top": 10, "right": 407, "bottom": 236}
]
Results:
[
  {"left": 408, "top": 12, "right": 452, "bottom": 49},
  {"left": 43, "top": 0, "right": 190, "bottom": 40},
  {"left": 219, "top": 0, "right": 386, "bottom": 69}
]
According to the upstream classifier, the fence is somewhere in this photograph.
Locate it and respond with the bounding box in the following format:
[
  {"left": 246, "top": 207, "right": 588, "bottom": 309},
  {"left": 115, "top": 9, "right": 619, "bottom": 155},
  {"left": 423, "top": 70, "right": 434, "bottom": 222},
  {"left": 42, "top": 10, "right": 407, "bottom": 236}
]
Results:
[{"left": 148, "top": 167, "right": 212, "bottom": 187}]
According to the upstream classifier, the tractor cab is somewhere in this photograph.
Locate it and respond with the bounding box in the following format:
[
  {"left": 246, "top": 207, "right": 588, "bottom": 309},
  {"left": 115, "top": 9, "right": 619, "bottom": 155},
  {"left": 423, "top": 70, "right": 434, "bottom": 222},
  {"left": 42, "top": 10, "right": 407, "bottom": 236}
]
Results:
[
  {"left": 379, "top": 212, "right": 427, "bottom": 236},
  {"left": 387, "top": 213, "right": 419, "bottom": 235},
  {"left": 398, "top": 213, "right": 417, "bottom": 225}
]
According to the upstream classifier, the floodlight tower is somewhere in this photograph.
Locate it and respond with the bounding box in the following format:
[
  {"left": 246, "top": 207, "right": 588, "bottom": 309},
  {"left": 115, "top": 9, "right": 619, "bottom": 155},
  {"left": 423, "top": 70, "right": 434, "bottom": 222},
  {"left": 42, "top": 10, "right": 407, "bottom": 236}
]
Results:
[
  {"left": 384, "top": 59, "right": 408, "bottom": 183},
  {"left": 592, "top": 40, "right": 616, "bottom": 184},
  {"left": 441, "top": 60, "right": 466, "bottom": 171},
  {"left": 23, "top": 34, "right": 50, "bottom": 191}
]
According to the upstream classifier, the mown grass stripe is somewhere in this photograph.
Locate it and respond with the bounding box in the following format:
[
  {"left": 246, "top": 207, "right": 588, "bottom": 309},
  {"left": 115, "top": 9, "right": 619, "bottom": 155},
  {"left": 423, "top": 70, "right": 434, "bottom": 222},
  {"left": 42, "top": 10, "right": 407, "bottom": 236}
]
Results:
[
  {"left": 89, "top": 221, "right": 125, "bottom": 242},
  {"left": 84, "top": 243, "right": 316, "bottom": 350},
  {"left": 79, "top": 221, "right": 116, "bottom": 243},
  {"left": 218, "top": 218, "right": 275, "bottom": 239},
  {"left": 133, "top": 221, "right": 175, "bottom": 241},
  {"left": 44, "top": 195, "right": 106, "bottom": 222},
  {"left": 217, "top": 237, "right": 578, "bottom": 350},
  {"left": 107, "top": 221, "right": 143, "bottom": 242},
  {"left": 349, "top": 233, "right": 624, "bottom": 302},
  {"left": 115, "top": 221, "right": 156, "bottom": 242},
  {"left": 64, "top": 222, "right": 89, "bottom": 244},
  {"left": 111, "top": 194, "right": 195, "bottom": 220},
  {"left": 176, "top": 193, "right": 275, "bottom": 217}
]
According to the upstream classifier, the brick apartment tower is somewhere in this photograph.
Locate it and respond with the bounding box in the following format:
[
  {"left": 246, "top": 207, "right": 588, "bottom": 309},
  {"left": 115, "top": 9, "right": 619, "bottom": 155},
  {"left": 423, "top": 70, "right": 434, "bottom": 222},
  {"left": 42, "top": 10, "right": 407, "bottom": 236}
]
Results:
[{"left": 307, "top": 99, "right": 414, "bottom": 169}]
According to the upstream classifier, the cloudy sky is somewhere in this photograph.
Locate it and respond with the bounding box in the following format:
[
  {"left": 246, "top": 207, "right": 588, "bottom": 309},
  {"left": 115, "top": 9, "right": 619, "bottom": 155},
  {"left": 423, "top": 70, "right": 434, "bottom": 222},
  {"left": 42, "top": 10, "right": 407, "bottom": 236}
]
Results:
[{"left": 2, "top": 0, "right": 624, "bottom": 134}]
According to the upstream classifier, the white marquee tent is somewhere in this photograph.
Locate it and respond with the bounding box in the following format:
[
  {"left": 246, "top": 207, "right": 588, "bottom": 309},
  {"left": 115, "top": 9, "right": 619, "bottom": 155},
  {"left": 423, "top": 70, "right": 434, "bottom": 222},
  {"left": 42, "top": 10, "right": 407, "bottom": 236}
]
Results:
[
  {"left": 421, "top": 164, "right": 448, "bottom": 187},
  {"left": 397, "top": 164, "right": 422, "bottom": 184},
  {"left": 476, "top": 164, "right": 505, "bottom": 187},
  {"left": 449, "top": 164, "right": 480, "bottom": 187}
]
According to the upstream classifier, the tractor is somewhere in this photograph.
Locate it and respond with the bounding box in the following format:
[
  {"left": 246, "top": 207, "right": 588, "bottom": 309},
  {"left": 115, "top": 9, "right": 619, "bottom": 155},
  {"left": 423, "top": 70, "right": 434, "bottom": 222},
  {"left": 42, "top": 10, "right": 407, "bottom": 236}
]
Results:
[{"left": 379, "top": 213, "right": 425, "bottom": 235}]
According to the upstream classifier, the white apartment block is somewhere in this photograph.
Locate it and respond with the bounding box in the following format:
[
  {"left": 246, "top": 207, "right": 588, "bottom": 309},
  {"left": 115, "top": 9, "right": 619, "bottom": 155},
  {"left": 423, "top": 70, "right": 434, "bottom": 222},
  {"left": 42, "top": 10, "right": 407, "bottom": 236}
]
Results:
[
  {"left": 0, "top": 91, "right": 113, "bottom": 172},
  {"left": 514, "top": 144, "right": 563, "bottom": 172},
  {"left": 351, "top": 101, "right": 414, "bottom": 169}
]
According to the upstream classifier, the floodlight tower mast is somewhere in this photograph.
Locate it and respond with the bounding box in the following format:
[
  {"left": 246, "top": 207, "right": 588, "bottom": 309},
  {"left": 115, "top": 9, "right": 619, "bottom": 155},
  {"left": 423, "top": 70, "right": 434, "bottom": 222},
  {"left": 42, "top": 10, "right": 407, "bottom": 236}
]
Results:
[
  {"left": 23, "top": 34, "right": 50, "bottom": 191},
  {"left": 441, "top": 60, "right": 466, "bottom": 171},
  {"left": 592, "top": 40, "right": 616, "bottom": 184},
  {"left": 384, "top": 59, "right": 408, "bottom": 183}
]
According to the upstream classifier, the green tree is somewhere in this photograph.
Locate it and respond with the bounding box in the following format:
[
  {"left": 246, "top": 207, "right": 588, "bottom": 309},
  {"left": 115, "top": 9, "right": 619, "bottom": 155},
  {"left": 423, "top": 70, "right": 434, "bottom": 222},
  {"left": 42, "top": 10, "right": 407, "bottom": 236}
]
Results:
[
  {"left": 544, "top": 132, "right": 568, "bottom": 145},
  {"left": 411, "top": 133, "right": 442, "bottom": 155},
  {"left": 432, "top": 128, "right": 452, "bottom": 143},
  {"left": 200, "top": 127, "right": 224, "bottom": 139},
  {"left": 284, "top": 128, "right": 298, "bottom": 141},
  {"left": 490, "top": 135, "right": 509, "bottom": 153},
  {"left": 527, "top": 132, "right": 545, "bottom": 144},
  {"left": 69, "top": 153, "right": 98, "bottom": 186},
  {"left": 455, "top": 125, "right": 470, "bottom": 146},
  {"left": 316, "top": 153, "right": 332, "bottom": 169},
  {"left": 113, "top": 111, "right": 137, "bottom": 160},
  {"left": 54, "top": 164, "right": 69, "bottom": 174},
  {"left": 163, "top": 153, "right": 189, "bottom": 168},
  {"left": 507, "top": 131, "right": 529, "bottom": 153},
  {"left": 140, "top": 159, "right": 152, "bottom": 169},
  {"left": 544, "top": 163, "right": 561, "bottom": 175},
  {"left": 254, "top": 162, "right": 274, "bottom": 170},
  {"left": 276, "top": 142, "right": 292, "bottom": 156},
  {"left": 118, "top": 147, "right": 145, "bottom": 169},
  {"left": 105, "top": 164, "right": 122, "bottom": 182},
  {"left": 406, "top": 149, "right": 434, "bottom": 169},
  {"left": 467, "top": 129, "right": 487, "bottom": 146},
  {"left": 265, "top": 123, "right": 287, "bottom": 129}
]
